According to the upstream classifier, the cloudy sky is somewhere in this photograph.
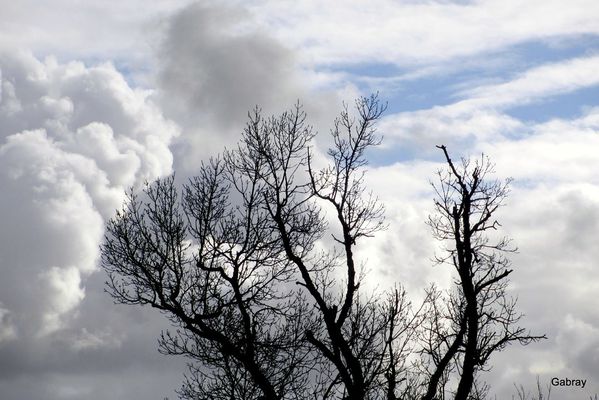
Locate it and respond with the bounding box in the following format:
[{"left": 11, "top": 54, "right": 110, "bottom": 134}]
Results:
[{"left": 0, "top": 1, "right": 598, "bottom": 399}]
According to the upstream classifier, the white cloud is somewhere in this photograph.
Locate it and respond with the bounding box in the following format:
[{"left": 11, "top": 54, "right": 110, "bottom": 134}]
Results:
[
  {"left": 41, "top": 267, "right": 86, "bottom": 336},
  {"left": 0, "top": 304, "right": 16, "bottom": 343},
  {"left": 0, "top": 1, "right": 194, "bottom": 82},
  {"left": 377, "top": 54, "right": 599, "bottom": 156},
  {"left": 357, "top": 161, "right": 450, "bottom": 293},
  {"left": 0, "top": 51, "right": 178, "bottom": 337},
  {"left": 458, "top": 55, "right": 599, "bottom": 109},
  {"left": 70, "top": 328, "right": 123, "bottom": 351},
  {"left": 248, "top": 0, "right": 599, "bottom": 67},
  {"left": 2, "top": 0, "right": 598, "bottom": 75},
  {"left": 464, "top": 105, "right": 599, "bottom": 180},
  {"left": 0, "top": 129, "right": 104, "bottom": 335},
  {"left": 378, "top": 106, "right": 524, "bottom": 152}
]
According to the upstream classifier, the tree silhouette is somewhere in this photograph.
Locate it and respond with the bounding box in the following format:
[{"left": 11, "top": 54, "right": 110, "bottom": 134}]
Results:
[
  {"left": 421, "top": 146, "right": 546, "bottom": 400},
  {"left": 101, "top": 97, "right": 543, "bottom": 400},
  {"left": 103, "top": 96, "right": 419, "bottom": 399}
]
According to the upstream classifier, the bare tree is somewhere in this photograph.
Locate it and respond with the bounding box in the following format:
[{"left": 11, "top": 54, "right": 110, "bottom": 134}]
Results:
[
  {"left": 422, "top": 145, "right": 546, "bottom": 400},
  {"left": 101, "top": 98, "right": 543, "bottom": 400},
  {"left": 102, "top": 163, "right": 315, "bottom": 399},
  {"left": 102, "top": 95, "right": 418, "bottom": 400}
]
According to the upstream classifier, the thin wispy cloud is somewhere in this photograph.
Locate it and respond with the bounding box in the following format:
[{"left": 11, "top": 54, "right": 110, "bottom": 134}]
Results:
[{"left": 457, "top": 55, "right": 599, "bottom": 109}]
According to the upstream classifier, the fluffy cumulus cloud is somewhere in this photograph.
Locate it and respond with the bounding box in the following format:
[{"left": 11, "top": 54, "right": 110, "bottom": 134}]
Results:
[{"left": 0, "top": 50, "right": 181, "bottom": 398}]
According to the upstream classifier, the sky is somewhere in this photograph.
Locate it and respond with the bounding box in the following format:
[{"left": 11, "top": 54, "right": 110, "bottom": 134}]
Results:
[{"left": 0, "top": 0, "right": 598, "bottom": 399}]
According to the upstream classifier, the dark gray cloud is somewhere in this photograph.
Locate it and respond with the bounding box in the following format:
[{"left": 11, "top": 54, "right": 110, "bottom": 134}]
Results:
[
  {"left": 157, "top": 3, "right": 296, "bottom": 127},
  {"left": 154, "top": 2, "right": 344, "bottom": 172},
  {"left": 0, "top": 269, "right": 186, "bottom": 400}
]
